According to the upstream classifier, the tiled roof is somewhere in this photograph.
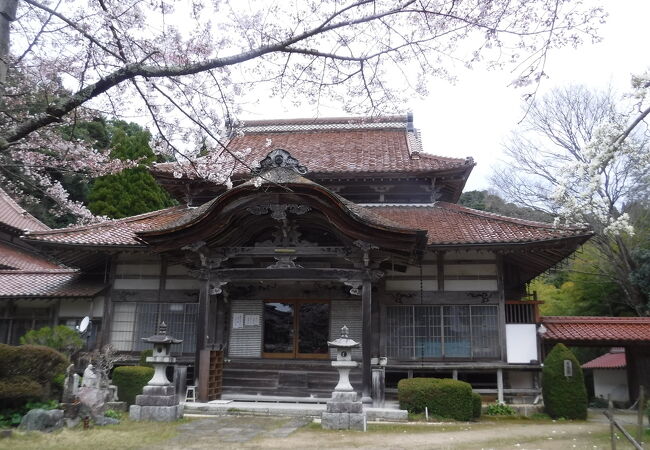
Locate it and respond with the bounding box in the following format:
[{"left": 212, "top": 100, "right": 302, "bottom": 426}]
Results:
[
  {"left": 0, "top": 188, "right": 49, "bottom": 232},
  {"left": 367, "top": 203, "right": 590, "bottom": 244},
  {"left": 0, "top": 271, "right": 106, "bottom": 297},
  {"left": 152, "top": 116, "right": 473, "bottom": 178},
  {"left": 542, "top": 316, "right": 650, "bottom": 343},
  {"left": 24, "top": 201, "right": 588, "bottom": 247},
  {"left": 582, "top": 348, "right": 626, "bottom": 369},
  {"left": 23, "top": 205, "right": 190, "bottom": 246},
  {"left": 0, "top": 241, "right": 62, "bottom": 271}
]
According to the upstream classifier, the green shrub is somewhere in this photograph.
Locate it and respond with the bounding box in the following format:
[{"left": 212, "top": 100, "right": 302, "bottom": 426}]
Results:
[
  {"left": 104, "top": 409, "right": 123, "bottom": 420},
  {"left": 0, "top": 376, "right": 43, "bottom": 401},
  {"left": 19, "top": 325, "right": 83, "bottom": 356},
  {"left": 112, "top": 366, "right": 154, "bottom": 405},
  {"left": 0, "top": 344, "right": 67, "bottom": 410},
  {"left": 471, "top": 392, "right": 482, "bottom": 418},
  {"left": 0, "top": 344, "right": 67, "bottom": 384},
  {"left": 139, "top": 349, "right": 153, "bottom": 368},
  {"left": 485, "top": 403, "right": 516, "bottom": 416},
  {"left": 398, "top": 378, "right": 474, "bottom": 421},
  {"left": 542, "top": 343, "right": 588, "bottom": 420}
]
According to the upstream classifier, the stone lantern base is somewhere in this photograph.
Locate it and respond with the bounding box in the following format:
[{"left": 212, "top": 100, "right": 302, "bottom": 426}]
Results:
[
  {"left": 321, "top": 391, "right": 366, "bottom": 431},
  {"left": 129, "top": 385, "right": 183, "bottom": 422}
]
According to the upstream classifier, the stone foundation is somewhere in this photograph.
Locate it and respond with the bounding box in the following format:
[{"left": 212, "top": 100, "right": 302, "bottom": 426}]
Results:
[
  {"left": 129, "top": 404, "right": 183, "bottom": 422},
  {"left": 321, "top": 391, "right": 366, "bottom": 431},
  {"left": 129, "top": 384, "right": 183, "bottom": 422}
]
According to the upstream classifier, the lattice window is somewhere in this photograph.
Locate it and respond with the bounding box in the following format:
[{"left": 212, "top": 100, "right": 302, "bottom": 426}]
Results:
[
  {"left": 386, "top": 305, "right": 500, "bottom": 360},
  {"left": 110, "top": 302, "right": 198, "bottom": 353}
]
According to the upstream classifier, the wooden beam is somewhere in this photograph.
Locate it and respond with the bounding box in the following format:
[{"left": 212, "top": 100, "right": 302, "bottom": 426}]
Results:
[{"left": 211, "top": 267, "right": 366, "bottom": 281}]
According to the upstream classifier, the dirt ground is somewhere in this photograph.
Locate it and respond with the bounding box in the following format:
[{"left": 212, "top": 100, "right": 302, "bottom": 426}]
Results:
[
  {"left": 3, "top": 412, "right": 646, "bottom": 450},
  {"left": 153, "top": 415, "right": 643, "bottom": 450}
]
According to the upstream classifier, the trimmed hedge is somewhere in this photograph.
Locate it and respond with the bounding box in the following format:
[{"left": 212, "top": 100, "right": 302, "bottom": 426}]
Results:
[
  {"left": 398, "top": 378, "right": 474, "bottom": 421},
  {"left": 0, "top": 344, "right": 67, "bottom": 408},
  {"left": 0, "top": 344, "right": 67, "bottom": 384},
  {"left": 542, "top": 343, "right": 587, "bottom": 420},
  {"left": 0, "top": 376, "right": 43, "bottom": 401},
  {"left": 139, "top": 349, "right": 154, "bottom": 368},
  {"left": 112, "top": 366, "right": 154, "bottom": 405},
  {"left": 471, "top": 392, "right": 482, "bottom": 419}
]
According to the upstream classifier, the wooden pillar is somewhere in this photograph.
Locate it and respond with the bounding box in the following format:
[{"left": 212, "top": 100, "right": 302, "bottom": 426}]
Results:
[
  {"left": 497, "top": 368, "right": 504, "bottom": 404},
  {"left": 99, "top": 256, "right": 116, "bottom": 348},
  {"left": 195, "top": 279, "right": 209, "bottom": 376},
  {"left": 215, "top": 295, "right": 225, "bottom": 346},
  {"left": 361, "top": 278, "right": 372, "bottom": 402}
]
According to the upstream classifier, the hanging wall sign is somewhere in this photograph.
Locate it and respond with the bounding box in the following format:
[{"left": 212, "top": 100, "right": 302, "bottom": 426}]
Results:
[{"left": 232, "top": 313, "right": 244, "bottom": 329}]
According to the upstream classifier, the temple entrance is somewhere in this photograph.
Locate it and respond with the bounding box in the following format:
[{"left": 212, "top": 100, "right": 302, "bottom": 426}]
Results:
[{"left": 262, "top": 300, "right": 330, "bottom": 359}]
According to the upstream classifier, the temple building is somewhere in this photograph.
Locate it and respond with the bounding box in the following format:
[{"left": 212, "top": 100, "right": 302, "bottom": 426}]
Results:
[{"left": 0, "top": 114, "right": 593, "bottom": 402}]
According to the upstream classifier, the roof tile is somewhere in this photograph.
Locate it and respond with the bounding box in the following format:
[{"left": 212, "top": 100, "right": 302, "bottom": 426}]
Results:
[
  {"left": 0, "top": 271, "right": 106, "bottom": 297},
  {"left": 582, "top": 348, "right": 626, "bottom": 369},
  {"left": 542, "top": 316, "right": 650, "bottom": 343},
  {"left": 24, "top": 202, "right": 588, "bottom": 247},
  {"left": 153, "top": 116, "right": 472, "bottom": 178},
  {"left": 368, "top": 203, "right": 589, "bottom": 244},
  {"left": 0, "top": 241, "right": 63, "bottom": 271},
  {"left": 0, "top": 188, "right": 50, "bottom": 232},
  {"left": 24, "top": 205, "right": 190, "bottom": 246}
]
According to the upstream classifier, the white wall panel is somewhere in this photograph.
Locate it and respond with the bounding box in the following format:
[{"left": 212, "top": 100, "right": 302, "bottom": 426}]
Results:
[
  {"left": 446, "top": 250, "right": 495, "bottom": 260},
  {"left": 593, "top": 369, "right": 629, "bottom": 402},
  {"left": 165, "top": 279, "right": 201, "bottom": 290},
  {"left": 115, "top": 263, "right": 160, "bottom": 276},
  {"left": 506, "top": 324, "right": 538, "bottom": 363},
  {"left": 444, "top": 264, "right": 497, "bottom": 276},
  {"left": 385, "top": 280, "right": 438, "bottom": 291},
  {"left": 114, "top": 279, "right": 159, "bottom": 290},
  {"left": 444, "top": 279, "right": 498, "bottom": 291}
]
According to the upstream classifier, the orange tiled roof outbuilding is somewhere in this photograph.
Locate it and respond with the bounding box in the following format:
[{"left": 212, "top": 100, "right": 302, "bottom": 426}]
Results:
[
  {"left": 542, "top": 316, "right": 650, "bottom": 343},
  {"left": 582, "top": 348, "right": 627, "bottom": 369}
]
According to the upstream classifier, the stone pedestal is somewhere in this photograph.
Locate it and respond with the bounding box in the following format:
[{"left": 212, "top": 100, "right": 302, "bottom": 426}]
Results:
[
  {"left": 322, "top": 391, "right": 366, "bottom": 431},
  {"left": 129, "top": 380, "right": 184, "bottom": 421}
]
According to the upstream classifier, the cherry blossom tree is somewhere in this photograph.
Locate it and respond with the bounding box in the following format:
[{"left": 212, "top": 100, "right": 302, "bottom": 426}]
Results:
[
  {"left": 1, "top": 0, "right": 605, "bottom": 221},
  {"left": 492, "top": 78, "right": 650, "bottom": 315}
]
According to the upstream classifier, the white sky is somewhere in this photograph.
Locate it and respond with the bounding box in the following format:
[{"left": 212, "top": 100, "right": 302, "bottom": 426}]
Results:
[{"left": 239, "top": 0, "right": 649, "bottom": 191}]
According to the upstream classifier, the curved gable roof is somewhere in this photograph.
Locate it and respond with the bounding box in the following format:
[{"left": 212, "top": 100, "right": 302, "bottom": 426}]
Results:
[{"left": 139, "top": 165, "right": 426, "bottom": 255}]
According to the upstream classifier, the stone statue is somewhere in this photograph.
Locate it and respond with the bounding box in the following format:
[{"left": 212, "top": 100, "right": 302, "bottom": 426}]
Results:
[{"left": 82, "top": 364, "right": 99, "bottom": 388}]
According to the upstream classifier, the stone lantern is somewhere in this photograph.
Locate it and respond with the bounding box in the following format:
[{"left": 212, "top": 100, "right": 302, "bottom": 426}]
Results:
[
  {"left": 129, "top": 322, "right": 184, "bottom": 421},
  {"left": 321, "top": 325, "right": 367, "bottom": 431}
]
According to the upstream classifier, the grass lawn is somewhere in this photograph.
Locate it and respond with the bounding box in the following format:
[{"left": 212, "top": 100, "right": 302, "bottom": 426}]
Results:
[{"left": 0, "top": 418, "right": 187, "bottom": 450}]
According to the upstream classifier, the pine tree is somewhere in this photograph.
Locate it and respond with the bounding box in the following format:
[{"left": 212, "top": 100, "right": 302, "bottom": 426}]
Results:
[{"left": 87, "top": 121, "right": 175, "bottom": 218}]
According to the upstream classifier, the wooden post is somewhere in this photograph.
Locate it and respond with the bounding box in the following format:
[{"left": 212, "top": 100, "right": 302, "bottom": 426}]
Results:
[
  {"left": 372, "top": 368, "right": 385, "bottom": 408},
  {"left": 497, "top": 368, "right": 504, "bottom": 404},
  {"left": 361, "top": 278, "right": 372, "bottom": 402},
  {"left": 195, "top": 279, "right": 209, "bottom": 378},
  {"left": 609, "top": 394, "right": 617, "bottom": 450},
  {"left": 638, "top": 385, "right": 645, "bottom": 444}
]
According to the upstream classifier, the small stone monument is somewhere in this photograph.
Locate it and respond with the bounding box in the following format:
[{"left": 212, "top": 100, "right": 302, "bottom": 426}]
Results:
[
  {"left": 322, "top": 325, "right": 366, "bottom": 431},
  {"left": 129, "top": 322, "right": 184, "bottom": 422}
]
